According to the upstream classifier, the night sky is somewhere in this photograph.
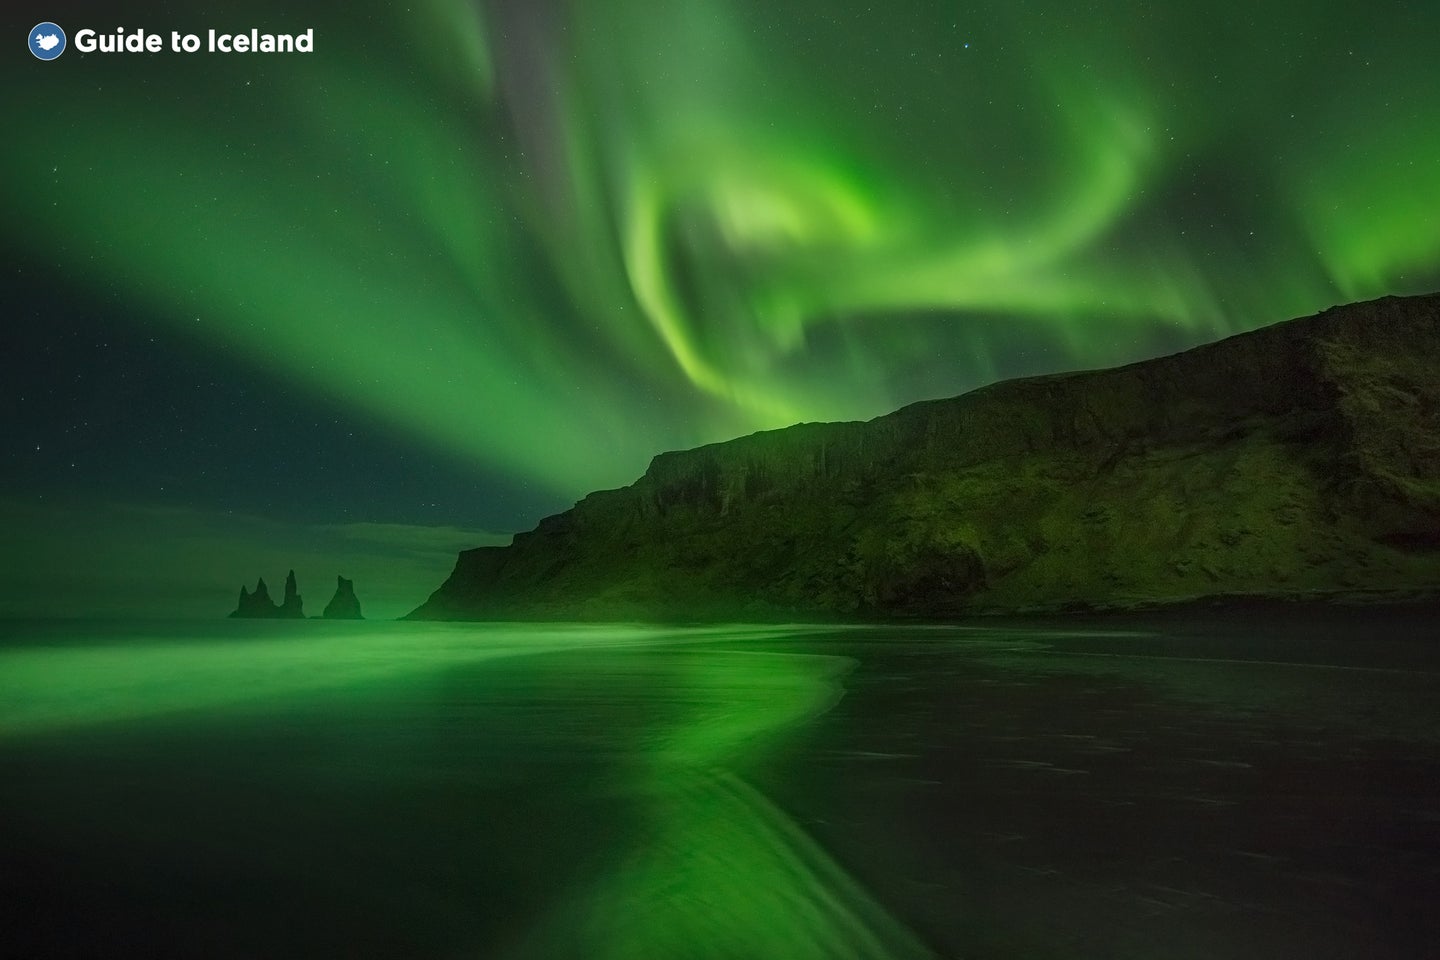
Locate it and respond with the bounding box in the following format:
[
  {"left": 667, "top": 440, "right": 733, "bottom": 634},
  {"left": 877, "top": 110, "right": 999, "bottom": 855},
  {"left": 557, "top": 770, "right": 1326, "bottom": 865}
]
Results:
[{"left": 4, "top": 0, "right": 1439, "bottom": 617}]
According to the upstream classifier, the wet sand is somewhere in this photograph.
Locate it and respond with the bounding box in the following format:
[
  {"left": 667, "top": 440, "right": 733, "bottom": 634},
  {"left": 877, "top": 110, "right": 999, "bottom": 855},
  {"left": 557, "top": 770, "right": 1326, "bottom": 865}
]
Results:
[{"left": 1, "top": 618, "right": 1436, "bottom": 957}]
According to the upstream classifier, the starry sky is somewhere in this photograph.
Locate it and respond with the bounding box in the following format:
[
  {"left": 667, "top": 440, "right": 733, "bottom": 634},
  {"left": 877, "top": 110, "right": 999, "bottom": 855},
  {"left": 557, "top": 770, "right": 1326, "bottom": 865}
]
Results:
[{"left": 3, "top": 0, "right": 1439, "bottom": 617}]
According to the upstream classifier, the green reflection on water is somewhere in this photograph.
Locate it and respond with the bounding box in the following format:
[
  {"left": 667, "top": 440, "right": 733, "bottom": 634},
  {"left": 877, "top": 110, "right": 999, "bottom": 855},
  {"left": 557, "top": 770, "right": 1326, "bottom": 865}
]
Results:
[{"left": 0, "top": 621, "right": 931, "bottom": 958}]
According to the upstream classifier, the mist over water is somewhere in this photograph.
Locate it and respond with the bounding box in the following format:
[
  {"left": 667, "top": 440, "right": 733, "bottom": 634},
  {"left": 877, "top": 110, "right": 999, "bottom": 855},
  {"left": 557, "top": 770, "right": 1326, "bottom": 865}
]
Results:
[{"left": 2, "top": 618, "right": 1437, "bottom": 957}]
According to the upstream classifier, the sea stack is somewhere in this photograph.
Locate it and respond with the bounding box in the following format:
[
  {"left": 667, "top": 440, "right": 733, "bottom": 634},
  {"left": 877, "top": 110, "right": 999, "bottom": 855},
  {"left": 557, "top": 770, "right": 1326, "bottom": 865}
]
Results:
[
  {"left": 322, "top": 576, "right": 364, "bottom": 620},
  {"left": 229, "top": 570, "right": 308, "bottom": 618},
  {"left": 279, "top": 569, "right": 304, "bottom": 618},
  {"left": 230, "top": 577, "right": 279, "bottom": 618}
]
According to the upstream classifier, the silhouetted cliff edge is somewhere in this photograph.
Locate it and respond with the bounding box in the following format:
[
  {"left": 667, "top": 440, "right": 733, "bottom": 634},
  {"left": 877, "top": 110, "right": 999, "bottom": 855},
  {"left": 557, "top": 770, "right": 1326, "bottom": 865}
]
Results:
[{"left": 409, "top": 293, "right": 1440, "bottom": 621}]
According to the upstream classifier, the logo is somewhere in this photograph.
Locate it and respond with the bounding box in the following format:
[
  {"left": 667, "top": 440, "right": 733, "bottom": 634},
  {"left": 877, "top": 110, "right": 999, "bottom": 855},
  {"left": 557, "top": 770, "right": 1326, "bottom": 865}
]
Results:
[{"left": 29, "top": 22, "right": 66, "bottom": 60}]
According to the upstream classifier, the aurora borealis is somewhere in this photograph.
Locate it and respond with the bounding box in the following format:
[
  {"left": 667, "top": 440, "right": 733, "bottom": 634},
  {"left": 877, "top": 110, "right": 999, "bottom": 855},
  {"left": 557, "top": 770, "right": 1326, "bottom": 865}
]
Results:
[{"left": 4, "top": 0, "right": 1440, "bottom": 614}]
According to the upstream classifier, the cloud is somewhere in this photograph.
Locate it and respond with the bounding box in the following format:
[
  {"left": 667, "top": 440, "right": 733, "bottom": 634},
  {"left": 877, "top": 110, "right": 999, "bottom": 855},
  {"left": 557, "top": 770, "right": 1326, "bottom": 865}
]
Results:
[{"left": 0, "top": 498, "right": 507, "bottom": 620}]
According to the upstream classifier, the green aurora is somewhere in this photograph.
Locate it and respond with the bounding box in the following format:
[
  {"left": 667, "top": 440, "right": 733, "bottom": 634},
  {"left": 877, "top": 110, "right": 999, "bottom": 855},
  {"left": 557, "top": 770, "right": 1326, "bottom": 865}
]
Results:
[{"left": 7, "top": 0, "right": 1440, "bottom": 504}]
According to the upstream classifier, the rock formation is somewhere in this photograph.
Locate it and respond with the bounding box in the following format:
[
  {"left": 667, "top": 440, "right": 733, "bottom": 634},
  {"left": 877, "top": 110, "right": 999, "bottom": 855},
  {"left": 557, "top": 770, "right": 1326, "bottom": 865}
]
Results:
[
  {"left": 280, "top": 569, "right": 304, "bottom": 618},
  {"left": 229, "top": 570, "right": 305, "bottom": 618},
  {"left": 409, "top": 293, "right": 1440, "bottom": 621},
  {"left": 231, "top": 577, "right": 278, "bottom": 618},
  {"left": 322, "top": 576, "right": 364, "bottom": 620}
]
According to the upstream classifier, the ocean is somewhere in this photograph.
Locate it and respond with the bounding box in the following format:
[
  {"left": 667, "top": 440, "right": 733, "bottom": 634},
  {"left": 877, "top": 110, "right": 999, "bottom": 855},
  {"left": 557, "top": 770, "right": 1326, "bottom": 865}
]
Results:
[{"left": 2, "top": 616, "right": 1437, "bottom": 958}]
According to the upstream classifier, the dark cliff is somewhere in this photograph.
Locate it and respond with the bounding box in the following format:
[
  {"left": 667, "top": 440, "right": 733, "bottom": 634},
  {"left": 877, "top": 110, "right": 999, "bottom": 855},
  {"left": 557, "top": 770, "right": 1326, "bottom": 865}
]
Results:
[{"left": 410, "top": 293, "right": 1440, "bottom": 621}]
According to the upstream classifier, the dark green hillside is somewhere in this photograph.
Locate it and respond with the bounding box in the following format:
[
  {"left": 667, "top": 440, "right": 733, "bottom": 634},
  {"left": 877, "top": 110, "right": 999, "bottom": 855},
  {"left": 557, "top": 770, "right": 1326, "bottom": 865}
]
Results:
[{"left": 411, "top": 294, "right": 1440, "bottom": 620}]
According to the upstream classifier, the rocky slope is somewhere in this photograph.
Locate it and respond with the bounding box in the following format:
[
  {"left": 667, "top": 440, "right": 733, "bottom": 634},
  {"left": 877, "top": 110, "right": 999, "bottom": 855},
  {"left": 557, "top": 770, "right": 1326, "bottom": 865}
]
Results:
[{"left": 410, "top": 293, "right": 1440, "bottom": 621}]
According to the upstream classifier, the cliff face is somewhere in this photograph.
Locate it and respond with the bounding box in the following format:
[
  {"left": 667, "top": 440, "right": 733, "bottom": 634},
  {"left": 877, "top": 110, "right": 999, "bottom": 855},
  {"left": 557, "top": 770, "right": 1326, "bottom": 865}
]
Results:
[{"left": 410, "top": 293, "right": 1440, "bottom": 621}]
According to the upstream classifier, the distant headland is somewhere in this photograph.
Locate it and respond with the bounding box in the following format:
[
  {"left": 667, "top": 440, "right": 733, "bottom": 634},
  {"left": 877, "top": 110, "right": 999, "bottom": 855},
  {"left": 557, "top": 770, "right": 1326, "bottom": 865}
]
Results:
[{"left": 230, "top": 571, "right": 364, "bottom": 619}]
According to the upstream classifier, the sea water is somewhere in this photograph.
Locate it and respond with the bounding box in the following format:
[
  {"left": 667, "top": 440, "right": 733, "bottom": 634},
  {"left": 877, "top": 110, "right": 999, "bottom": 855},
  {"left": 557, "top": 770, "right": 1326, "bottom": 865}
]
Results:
[{"left": 1, "top": 617, "right": 1437, "bottom": 958}]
